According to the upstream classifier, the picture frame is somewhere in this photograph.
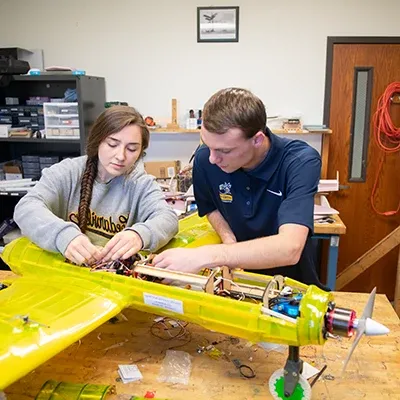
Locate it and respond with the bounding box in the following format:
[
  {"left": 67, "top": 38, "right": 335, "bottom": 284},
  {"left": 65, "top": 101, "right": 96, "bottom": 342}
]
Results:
[{"left": 197, "top": 6, "right": 239, "bottom": 43}]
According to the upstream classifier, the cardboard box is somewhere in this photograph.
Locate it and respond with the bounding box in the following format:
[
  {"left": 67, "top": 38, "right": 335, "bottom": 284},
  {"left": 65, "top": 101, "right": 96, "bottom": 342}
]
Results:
[
  {"left": 3, "top": 161, "right": 23, "bottom": 180},
  {"left": 144, "top": 160, "right": 181, "bottom": 179}
]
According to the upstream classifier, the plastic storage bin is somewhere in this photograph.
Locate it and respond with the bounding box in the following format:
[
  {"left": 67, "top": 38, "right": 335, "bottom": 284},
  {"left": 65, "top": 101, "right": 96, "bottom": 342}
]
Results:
[{"left": 43, "top": 102, "right": 80, "bottom": 139}]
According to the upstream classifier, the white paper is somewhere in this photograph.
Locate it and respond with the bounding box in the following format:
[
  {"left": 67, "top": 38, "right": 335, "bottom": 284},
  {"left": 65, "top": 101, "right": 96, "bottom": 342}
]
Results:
[
  {"left": 185, "top": 184, "right": 194, "bottom": 196},
  {"left": 314, "top": 195, "right": 339, "bottom": 216},
  {"left": 258, "top": 342, "right": 287, "bottom": 353},
  {"left": 301, "top": 361, "right": 320, "bottom": 380},
  {"left": 143, "top": 293, "right": 184, "bottom": 314},
  {"left": 118, "top": 364, "right": 143, "bottom": 383},
  {"left": 167, "top": 167, "right": 176, "bottom": 177},
  {"left": 174, "top": 209, "right": 185, "bottom": 216}
]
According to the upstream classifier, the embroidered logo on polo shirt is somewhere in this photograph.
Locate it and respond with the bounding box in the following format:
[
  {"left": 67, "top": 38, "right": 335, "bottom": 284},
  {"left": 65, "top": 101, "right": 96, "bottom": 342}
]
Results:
[
  {"left": 266, "top": 189, "right": 282, "bottom": 197},
  {"left": 219, "top": 182, "right": 233, "bottom": 203}
]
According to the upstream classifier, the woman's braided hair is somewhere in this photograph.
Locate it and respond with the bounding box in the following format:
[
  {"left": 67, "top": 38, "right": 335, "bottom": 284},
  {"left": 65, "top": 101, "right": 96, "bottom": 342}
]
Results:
[{"left": 78, "top": 106, "right": 149, "bottom": 233}]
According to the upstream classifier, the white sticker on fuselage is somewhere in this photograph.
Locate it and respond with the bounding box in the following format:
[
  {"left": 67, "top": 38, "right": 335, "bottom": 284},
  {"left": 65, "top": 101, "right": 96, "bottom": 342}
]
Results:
[{"left": 143, "top": 293, "right": 184, "bottom": 314}]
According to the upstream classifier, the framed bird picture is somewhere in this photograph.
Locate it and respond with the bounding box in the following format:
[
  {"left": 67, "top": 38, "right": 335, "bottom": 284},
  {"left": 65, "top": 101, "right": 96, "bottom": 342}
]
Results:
[{"left": 197, "top": 6, "right": 239, "bottom": 43}]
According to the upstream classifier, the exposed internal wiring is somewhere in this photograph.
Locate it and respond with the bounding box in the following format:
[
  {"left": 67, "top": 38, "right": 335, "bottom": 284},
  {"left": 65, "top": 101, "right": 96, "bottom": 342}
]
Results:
[
  {"left": 217, "top": 277, "right": 246, "bottom": 301},
  {"left": 150, "top": 317, "right": 192, "bottom": 349}
]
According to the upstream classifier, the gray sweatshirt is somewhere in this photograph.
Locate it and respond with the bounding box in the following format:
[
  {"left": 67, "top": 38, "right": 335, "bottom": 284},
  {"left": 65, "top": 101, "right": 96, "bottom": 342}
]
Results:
[{"left": 14, "top": 156, "right": 179, "bottom": 255}]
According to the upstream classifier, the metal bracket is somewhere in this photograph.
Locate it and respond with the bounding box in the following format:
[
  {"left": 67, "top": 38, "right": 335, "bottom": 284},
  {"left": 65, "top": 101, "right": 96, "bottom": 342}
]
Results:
[
  {"left": 283, "top": 346, "right": 303, "bottom": 397},
  {"left": 330, "top": 236, "right": 339, "bottom": 247}
]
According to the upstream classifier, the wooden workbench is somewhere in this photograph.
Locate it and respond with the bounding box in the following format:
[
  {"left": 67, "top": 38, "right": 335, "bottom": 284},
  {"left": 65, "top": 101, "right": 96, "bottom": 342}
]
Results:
[
  {"left": 1, "top": 270, "right": 399, "bottom": 400},
  {"left": 314, "top": 214, "right": 346, "bottom": 235}
]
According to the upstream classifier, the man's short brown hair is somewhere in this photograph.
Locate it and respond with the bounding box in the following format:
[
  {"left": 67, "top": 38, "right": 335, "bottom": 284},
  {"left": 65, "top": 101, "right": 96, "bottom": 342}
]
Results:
[{"left": 203, "top": 88, "right": 267, "bottom": 139}]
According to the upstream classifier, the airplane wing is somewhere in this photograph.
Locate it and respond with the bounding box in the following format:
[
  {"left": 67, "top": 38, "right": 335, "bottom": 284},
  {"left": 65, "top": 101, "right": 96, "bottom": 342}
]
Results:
[
  {"left": 0, "top": 212, "right": 221, "bottom": 390},
  {"left": 0, "top": 249, "right": 126, "bottom": 390}
]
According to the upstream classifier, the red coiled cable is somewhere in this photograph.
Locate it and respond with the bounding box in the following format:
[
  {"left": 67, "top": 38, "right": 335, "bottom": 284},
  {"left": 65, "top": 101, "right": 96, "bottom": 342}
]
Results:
[{"left": 371, "top": 82, "right": 400, "bottom": 216}]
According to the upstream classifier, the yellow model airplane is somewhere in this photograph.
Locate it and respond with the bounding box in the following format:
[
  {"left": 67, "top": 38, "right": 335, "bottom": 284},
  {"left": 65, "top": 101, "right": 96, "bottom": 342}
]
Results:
[{"left": 0, "top": 213, "right": 389, "bottom": 400}]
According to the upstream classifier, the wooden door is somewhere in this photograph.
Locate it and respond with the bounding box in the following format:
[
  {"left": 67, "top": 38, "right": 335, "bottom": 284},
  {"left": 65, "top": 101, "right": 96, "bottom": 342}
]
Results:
[{"left": 327, "top": 42, "right": 400, "bottom": 299}]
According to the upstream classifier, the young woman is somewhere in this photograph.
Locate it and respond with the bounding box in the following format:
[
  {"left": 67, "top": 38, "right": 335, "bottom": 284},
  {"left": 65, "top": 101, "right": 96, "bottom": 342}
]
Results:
[{"left": 14, "top": 106, "right": 179, "bottom": 266}]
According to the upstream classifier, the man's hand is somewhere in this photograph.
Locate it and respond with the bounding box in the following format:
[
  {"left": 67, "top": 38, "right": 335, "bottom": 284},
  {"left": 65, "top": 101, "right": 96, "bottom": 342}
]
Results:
[
  {"left": 100, "top": 230, "right": 143, "bottom": 262},
  {"left": 153, "top": 248, "right": 211, "bottom": 275},
  {"left": 65, "top": 234, "right": 102, "bottom": 266}
]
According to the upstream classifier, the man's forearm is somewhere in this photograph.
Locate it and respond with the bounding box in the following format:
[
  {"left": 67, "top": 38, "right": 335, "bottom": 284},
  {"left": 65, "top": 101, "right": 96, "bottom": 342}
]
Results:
[
  {"left": 204, "top": 233, "right": 303, "bottom": 270},
  {"left": 207, "top": 210, "right": 237, "bottom": 244}
]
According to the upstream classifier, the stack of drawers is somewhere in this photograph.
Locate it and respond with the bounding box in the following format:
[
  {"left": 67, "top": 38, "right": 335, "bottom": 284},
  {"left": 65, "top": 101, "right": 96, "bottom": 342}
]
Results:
[
  {"left": 22, "top": 156, "right": 60, "bottom": 179},
  {"left": 0, "top": 106, "right": 45, "bottom": 133},
  {"left": 44, "top": 103, "right": 80, "bottom": 139}
]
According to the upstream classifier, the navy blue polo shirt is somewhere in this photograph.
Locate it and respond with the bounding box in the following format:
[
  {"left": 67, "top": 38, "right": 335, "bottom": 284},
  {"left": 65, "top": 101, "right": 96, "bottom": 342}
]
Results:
[{"left": 193, "top": 131, "right": 325, "bottom": 287}]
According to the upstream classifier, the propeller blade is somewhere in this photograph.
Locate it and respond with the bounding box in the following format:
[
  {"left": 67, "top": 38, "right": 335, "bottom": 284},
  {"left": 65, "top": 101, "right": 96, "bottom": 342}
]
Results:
[
  {"left": 342, "top": 328, "right": 364, "bottom": 373},
  {"left": 342, "top": 287, "right": 389, "bottom": 374},
  {"left": 362, "top": 287, "right": 376, "bottom": 319}
]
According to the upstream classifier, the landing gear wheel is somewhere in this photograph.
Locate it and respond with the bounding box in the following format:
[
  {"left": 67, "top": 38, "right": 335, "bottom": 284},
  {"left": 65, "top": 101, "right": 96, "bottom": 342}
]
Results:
[{"left": 269, "top": 368, "right": 312, "bottom": 400}]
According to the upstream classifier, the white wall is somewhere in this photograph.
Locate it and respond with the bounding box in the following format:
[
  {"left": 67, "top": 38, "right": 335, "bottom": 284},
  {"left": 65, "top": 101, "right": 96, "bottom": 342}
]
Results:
[{"left": 0, "top": 0, "right": 399, "bottom": 165}]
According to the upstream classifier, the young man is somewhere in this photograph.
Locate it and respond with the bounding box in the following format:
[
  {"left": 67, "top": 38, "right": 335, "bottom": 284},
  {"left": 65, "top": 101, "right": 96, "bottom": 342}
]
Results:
[{"left": 154, "top": 88, "right": 325, "bottom": 287}]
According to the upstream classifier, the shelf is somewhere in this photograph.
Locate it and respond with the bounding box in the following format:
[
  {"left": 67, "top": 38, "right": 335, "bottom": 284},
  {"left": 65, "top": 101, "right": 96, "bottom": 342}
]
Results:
[
  {"left": 45, "top": 136, "right": 80, "bottom": 140},
  {"left": 0, "top": 137, "right": 80, "bottom": 144},
  {"left": 47, "top": 114, "right": 79, "bottom": 118},
  {"left": 12, "top": 75, "right": 80, "bottom": 82},
  {"left": 0, "top": 191, "right": 27, "bottom": 197},
  {"left": 148, "top": 128, "right": 332, "bottom": 135},
  {"left": 271, "top": 129, "right": 332, "bottom": 135},
  {"left": 150, "top": 128, "right": 200, "bottom": 134},
  {"left": 46, "top": 125, "right": 79, "bottom": 128}
]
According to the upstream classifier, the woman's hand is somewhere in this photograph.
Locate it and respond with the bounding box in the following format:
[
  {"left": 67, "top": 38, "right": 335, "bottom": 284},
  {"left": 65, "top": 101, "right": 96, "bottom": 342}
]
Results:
[
  {"left": 65, "top": 235, "right": 102, "bottom": 266},
  {"left": 99, "top": 230, "right": 143, "bottom": 262}
]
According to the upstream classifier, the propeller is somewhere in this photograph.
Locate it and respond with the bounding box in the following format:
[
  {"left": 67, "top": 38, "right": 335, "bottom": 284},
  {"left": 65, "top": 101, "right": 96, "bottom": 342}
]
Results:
[{"left": 342, "top": 287, "right": 389, "bottom": 373}]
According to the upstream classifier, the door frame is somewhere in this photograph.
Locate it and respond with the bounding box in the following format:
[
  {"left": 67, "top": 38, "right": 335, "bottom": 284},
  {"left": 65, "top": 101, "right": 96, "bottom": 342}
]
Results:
[
  {"left": 321, "top": 36, "right": 400, "bottom": 295},
  {"left": 323, "top": 36, "right": 400, "bottom": 126}
]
